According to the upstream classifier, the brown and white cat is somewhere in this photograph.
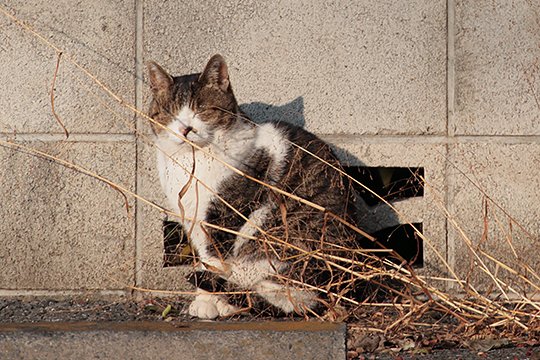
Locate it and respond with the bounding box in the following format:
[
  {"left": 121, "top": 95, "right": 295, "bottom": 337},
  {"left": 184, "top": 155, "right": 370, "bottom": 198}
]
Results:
[{"left": 147, "top": 55, "right": 363, "bottom": 319}]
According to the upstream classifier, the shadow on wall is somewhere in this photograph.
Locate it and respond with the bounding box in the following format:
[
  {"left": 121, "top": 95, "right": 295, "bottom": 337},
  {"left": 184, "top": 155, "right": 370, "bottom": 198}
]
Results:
[{"left": 241, "top": 97, "right": 306, "bottom": 128}]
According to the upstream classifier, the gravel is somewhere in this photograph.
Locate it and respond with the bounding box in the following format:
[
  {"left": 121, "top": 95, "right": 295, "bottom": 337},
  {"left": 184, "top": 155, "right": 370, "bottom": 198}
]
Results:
[{"left": 0, "top": 298, "right": 189, "bottom": 323}]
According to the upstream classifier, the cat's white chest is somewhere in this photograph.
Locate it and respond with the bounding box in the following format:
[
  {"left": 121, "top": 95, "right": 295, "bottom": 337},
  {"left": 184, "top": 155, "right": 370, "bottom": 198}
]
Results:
[
  {"left": 156, "top": 145, "right": 236, "bottom": 261},
  {"left": 154, "top": 123, "right": 257, "bottom": 261},
  {"left": 156, "top": 148, "right": 232, "bottom": 224}
]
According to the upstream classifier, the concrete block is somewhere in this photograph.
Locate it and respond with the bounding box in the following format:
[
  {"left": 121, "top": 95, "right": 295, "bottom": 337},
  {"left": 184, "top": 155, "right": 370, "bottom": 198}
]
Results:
[
  {"left": 0, "top": 140, "right": 135, "bottom": 289},
  {"left": 0, "top": 321, "right": 346, "bottom": 360},
  {"left": 330, "top": 139, "right": 449, "bottom": 282},
  {"left": 449, "top": 142, "right": 540, "bottom": 291},
  {"left": 455, "top": 0, "right": 540, "bottom": 135},
  {"left": 144, "top": 0, "right": 446, "bottom": 135},
  {"left": 0, "top": 0, "right": 135, "bottom": 134}
]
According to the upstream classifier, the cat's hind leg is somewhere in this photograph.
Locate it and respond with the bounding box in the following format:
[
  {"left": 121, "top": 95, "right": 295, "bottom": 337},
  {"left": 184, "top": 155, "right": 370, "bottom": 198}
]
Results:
[
  {"left": 227, "top": 257, "right": 318, "bottom": 315},
  {"left": 254, "top": 279, "right": 318, "bottom": 314}
]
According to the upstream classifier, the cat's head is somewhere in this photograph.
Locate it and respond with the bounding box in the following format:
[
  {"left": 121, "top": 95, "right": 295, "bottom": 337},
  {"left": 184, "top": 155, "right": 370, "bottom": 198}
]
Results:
[{"left": 146, "top": 54, "right": 239, "bottom": 148}]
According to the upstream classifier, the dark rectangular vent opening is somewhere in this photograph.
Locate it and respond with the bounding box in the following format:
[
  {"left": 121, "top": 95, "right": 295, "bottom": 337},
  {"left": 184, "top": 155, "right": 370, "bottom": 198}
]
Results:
[
  {"left": 372, "top": 223, "right": 424, "bottom": 268},
  {"left": 163, "top": 220, "right": 191, "bottom": 267},
  {"left": 344, "top": 166, "right": 424, "bottom": 206}
]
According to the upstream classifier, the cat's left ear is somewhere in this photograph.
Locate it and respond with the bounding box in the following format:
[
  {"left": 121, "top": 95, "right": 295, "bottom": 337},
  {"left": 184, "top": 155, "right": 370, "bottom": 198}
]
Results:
[
  {"left": 199, "top": 54, "right": 230, "bottom": 92},
  {"left": 146, "top": 61, "right": 173, "bottom": 101}
]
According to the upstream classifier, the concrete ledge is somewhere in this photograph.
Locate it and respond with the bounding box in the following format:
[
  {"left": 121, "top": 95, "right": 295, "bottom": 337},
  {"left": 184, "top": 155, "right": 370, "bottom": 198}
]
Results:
[{"left": 0, "top": 321, "right": 346, "bottom": 359}]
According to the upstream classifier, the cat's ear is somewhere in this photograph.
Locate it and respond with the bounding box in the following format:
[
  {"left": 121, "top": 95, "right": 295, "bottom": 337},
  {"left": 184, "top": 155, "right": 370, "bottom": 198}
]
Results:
[
  {"left": 146, "top": 61, "right": 173, "bottom": 100},
  {"left": 199, "top": 54, "right": 230, "bottom": 92}
]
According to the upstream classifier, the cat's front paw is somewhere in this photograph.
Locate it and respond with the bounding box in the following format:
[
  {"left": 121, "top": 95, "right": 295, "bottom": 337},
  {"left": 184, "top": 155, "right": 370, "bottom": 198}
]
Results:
[
  {"left": 188, "top": 297, "right": 220, "bottom": 319},
  {"left": 188, "top": 293, "right": 240, "bottom": 319}
]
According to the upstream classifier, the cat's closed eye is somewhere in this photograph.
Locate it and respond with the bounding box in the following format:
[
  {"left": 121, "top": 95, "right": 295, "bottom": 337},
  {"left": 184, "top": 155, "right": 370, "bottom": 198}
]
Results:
[{"left": 195, "top": 101, "right": 214, "bottom": 114}]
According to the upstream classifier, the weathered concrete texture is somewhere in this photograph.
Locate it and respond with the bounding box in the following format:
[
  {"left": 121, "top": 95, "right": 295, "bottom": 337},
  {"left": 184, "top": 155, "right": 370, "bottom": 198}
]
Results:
[
  {"left": 144, "top": 0, "right": 446, "bottom": 135},
  {"left": 0, "top": 141, "right": 135, "bottom": 289},
  {"left": 455, "top": 0, "right": 540, "bottom": 135},
  {"left": 0, "top": 0, "right": 135, "bottom": 134},
  {"left": 0, "top": 321, "right": 346, "bottom": 360},
  {"left": 330, "top": 139, "right": 449, "bottom": 282},
  {"left": 449, "top": 143, "right": 540, "bottom": 290}
]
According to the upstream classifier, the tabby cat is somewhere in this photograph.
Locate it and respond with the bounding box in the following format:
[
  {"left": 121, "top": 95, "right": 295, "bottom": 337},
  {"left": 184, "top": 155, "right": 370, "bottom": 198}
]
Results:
[{"left": 147, "top": 55, "right": 365, "bottom": 319}]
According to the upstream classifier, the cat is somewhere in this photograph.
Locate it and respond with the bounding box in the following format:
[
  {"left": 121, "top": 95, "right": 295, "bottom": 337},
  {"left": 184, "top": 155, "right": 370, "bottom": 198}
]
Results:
[{"left": 147, "top": 54, "right": 367, "bottom": 319}]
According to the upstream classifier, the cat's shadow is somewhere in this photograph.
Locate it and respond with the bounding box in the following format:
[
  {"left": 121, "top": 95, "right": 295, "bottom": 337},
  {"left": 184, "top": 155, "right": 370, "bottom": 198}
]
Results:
[
  {"left": 240, "top": 97, "right": 306, "bottom": 128},
  {"left": 240, "top": 97, "right": 401, "bottom": 235}
]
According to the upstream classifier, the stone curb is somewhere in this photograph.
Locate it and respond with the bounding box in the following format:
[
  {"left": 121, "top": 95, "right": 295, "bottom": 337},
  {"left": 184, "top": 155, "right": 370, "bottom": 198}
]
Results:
[{"left": 0, "top": 321, "right": 346, "bottom": 360}]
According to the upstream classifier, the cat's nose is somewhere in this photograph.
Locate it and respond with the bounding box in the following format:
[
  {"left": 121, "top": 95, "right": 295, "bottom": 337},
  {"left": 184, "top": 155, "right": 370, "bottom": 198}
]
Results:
[{"left": 182, "top": 126, "right": 193, "bottom": 137}]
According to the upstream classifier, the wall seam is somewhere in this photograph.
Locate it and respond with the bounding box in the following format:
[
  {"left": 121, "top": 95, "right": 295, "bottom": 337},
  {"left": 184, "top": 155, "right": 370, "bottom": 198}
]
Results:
[
  {"left": 447, "top": 0, "right": 456, "bottom": 138},
  {"left": 134, "top": 0, "right": 144, "bottom": 292},
  {"left": 320, "top": 135, "right": 540, "bottom": 144},
  {"left": 0, "top": 133, "right": 136, "bottom": 142},
  {"left": 446, "top": 0, "right": 456, "bottom": 286},
  {"left": 2, "top": 133, "right": 539, "bottom": 143}
]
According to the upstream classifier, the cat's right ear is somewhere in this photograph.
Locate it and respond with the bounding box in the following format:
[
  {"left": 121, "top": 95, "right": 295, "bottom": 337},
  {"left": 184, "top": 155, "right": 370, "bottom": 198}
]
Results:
[
  {"left": 199, "top": 54, "right": 230, "bottom": 92},
  {"left": 146, "top": 61, "right": 173, "bottom": 101}
]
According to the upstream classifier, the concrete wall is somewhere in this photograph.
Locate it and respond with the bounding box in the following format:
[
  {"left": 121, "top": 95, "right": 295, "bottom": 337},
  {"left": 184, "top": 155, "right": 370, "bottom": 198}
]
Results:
[{"left": 0, "top": 0, "right": 538, "bottom": 297}]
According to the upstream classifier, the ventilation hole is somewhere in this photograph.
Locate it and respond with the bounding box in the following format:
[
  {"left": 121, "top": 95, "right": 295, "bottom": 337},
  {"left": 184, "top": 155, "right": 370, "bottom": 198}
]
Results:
[
  {"left": 163, "top": 220, "right": 191, "bottom": 267},
  {"left": 372, "top": 223, "right": 424, "bottom": 268},
  {"left": 344, "top": 166, "right": 424, "bottom": 206}
]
